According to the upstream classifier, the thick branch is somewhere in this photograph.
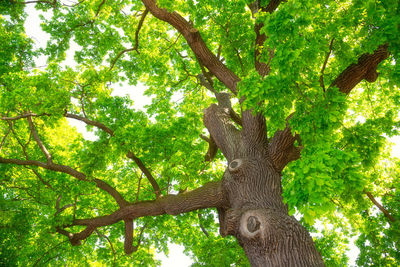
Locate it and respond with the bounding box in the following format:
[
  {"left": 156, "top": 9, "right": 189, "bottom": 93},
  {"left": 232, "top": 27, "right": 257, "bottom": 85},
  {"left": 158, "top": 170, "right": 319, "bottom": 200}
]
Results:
[
  {"left": 331, "top": 44, "right": 389, "bottom": 94},
  {"left": 203, "top": 104, "right": 242, "bottom": 161},
  {"left": 65, "top": 113, "right": 114, "bottom": 135},
  {"left": 124, "top": 219, "right": 134, "bottom": 254},
  {"left": 59, "top": 181, "right": 226, "bottom": 245},
  {"left": 364, "top": 190, "right": 396, "bottom": 222},
  {"left": 241, "top": 110, "right": 268, "bottom": 152},
  {"left": 141, "top": 0, "right": 240, "bottom": 94},
  {"left": 268, "top": 127, "right": 301, "bottom": 172},
  {"left": 0, "top": 157, "right": 86, "bottom": 180},
  {"left": 269, "top": 44, "right": 390, "bottom": 171},
  {"left": 75, "top": 181, "right": 225, "bottom": 226},
  {"left": 94, "top": 179, "right": 129, "bottom": 207}
]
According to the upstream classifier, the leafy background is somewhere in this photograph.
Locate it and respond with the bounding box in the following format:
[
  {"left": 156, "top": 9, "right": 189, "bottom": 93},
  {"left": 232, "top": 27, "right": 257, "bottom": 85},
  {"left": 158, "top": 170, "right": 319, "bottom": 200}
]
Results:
[{"left": 1, "top": 0, "right": 399, "bottom": 266}]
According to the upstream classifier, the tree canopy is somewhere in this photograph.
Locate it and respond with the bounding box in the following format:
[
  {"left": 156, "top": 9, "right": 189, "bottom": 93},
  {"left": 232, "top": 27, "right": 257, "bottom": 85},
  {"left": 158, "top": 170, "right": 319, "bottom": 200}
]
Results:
[{"left": 0, "top": 0, "right": 399, "bottom": 266}]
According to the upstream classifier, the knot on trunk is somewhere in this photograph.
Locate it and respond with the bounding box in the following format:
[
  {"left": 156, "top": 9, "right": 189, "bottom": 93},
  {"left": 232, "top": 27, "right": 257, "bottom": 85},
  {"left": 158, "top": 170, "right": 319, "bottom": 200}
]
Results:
[
  {"left": 240, "top": 210, "right": 264, "bottom": 239},
  {"left": 229, "top": 159, "right": 243, "bottom": 172},
  {"left": 247, "top": 216, "right": 261, "bottom": 233}
]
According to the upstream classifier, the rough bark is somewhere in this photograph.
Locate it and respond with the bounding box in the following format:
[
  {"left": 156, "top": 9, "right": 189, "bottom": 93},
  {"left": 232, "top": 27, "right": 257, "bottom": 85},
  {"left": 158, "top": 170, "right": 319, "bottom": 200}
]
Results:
[{"left": 204, "top": 102, "right": 324, "bottom": 266}]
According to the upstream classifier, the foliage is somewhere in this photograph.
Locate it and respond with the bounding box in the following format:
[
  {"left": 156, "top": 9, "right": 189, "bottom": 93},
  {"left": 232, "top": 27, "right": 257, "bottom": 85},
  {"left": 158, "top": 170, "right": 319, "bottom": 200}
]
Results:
[{"left": 0, "top": 0, "right": 399, "bottom": 266}]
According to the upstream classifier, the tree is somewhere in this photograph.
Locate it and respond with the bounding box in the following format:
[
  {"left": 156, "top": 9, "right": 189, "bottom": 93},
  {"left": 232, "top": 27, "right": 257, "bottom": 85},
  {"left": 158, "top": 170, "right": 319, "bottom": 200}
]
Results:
[{"left": 0, "top": 0, "right": 399, "bottom": 266}]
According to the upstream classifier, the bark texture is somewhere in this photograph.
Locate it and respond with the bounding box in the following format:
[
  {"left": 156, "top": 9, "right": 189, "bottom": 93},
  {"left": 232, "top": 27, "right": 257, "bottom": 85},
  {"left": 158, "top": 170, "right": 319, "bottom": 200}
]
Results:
[{"left": 204, "top": 103, "right": 325, "bottom": 266}]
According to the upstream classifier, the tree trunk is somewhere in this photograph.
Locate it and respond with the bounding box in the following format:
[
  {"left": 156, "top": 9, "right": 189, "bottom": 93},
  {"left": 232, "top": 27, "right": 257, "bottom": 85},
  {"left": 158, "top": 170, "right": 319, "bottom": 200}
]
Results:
[
  {"left": 219, "top": 156, "right": 324, "bottom": 266},
  {"left": 204, "top": 106, "right": 325, "bottom": 266}
]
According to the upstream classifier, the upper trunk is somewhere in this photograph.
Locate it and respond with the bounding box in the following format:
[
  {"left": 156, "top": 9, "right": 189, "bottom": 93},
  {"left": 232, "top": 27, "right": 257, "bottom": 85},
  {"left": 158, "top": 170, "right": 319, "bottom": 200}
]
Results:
[{"left": 204, "top": 104, "right": 325, "bottom": 266}]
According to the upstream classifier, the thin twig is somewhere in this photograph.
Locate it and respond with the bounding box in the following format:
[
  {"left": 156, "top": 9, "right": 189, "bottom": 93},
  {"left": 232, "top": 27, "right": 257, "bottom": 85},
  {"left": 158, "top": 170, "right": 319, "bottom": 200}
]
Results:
[
  {"left": 0, "top": 126, "right": 11, "bottom": 152},
  {"left": 319, "top": 38, "right": 335, "bottom": 92},
  {"left": 96, "top": 229, "right": 116, "bottom": 266},
  {"left": 33, "top": 240, "right": 68, "bottom": 267},
  {"left": 198, "top": 213, "right": 209, "bottom": 237},
  {"left": 27, "top": 115, "right": 53, "bottom": 163},
  {"left": 109, "top": 9, "right": 149, "bottom": 70},
  {"left": 95, "top": 0, "right": 106, "bottom": 17}
]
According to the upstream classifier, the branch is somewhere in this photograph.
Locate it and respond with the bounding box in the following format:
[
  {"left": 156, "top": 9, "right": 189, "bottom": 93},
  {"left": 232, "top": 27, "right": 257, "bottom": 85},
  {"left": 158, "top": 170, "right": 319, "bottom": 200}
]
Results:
[
  {"left": 1, "top": 112, "right": 50, "bottom": 121},
  {"left": 269, "top": 44, "right": 390, "bottom": 171},
  {"left": 133, "top": 9, "right": 149, "bottom": 51},
  {"left": 198, "top": 213, "right": 209, "bottom": 237},
  {"left": 95, "top": 229, "right": 116, "bottom": 266},
  {"left": 95, "top": 0, "right": 106, "bottom": 17},
  {"left": 29, "top": 168, "right": 55, "bottom": 191},
  {"left": 0, "top": 126, "right": 11, "bottom": 152},
  {"left": 59, "top": 181, "right": 226, "bottom": 246},
  {"left": 141, "top": 0, "right": 240, "bottom": 94},
  {"left": 331, "top": 44, "right": 389, "bottom": 94},
  {"left": 108, "top": 9, "right": 149, "bottom": 70},
  {"left": 268, "top": 126, "right": 301, "bottom": 173},
  {"left": 109, "top": 48, "right": 135, "bottom": 70},
  {"left": 319, "top": 38, "right": 335, "bottom": 92},
  {"left": 200, "top": 134, "right": 218, "bottom": 162},
  {"left": 27, "top": 115, "right": 53, "bottom": 163},
  {"left": 0, "top": 157, "right": 86, "bottom": 180},
  {"left": 241, "top": 110, "right": 268, "bottom": 150},
  {"left": 364, "top": 190, "right": 396, "bottom": 222},
  {"left": 251, "top": 0, "right": 284, "bottom": 76},
  {"left": 124, "top": 219, "right": 135, "bottom": 254},
  {"left": 10, "top": 0, "right": 56, "bottom": 6},
  {"left": 0, "top": 157, "right": 128, "bottom": 207},
  {"left": 94, "top": 178, "right": 129, "bottom": 207},
  {"left": 33, "top": 240, "right": 68, "bottom": 267},
  {"left": 126, "top": 152, "right": 161, "bottom": 198},
  {"left": 203, "top": 104, "right": 242, "bottom": 162},
  {"left": 65, "top": 112, "right": 161, "bottom": 198},
  {"left": 65, "top": 113, "right": 114, "bottom": 135}
]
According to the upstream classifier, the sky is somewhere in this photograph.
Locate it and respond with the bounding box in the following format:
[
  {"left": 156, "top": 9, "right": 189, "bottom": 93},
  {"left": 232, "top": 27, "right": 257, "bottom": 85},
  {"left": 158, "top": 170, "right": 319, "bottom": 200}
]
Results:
[{"left": 20, "top": 3, "right": 399, "bottom": 266}]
